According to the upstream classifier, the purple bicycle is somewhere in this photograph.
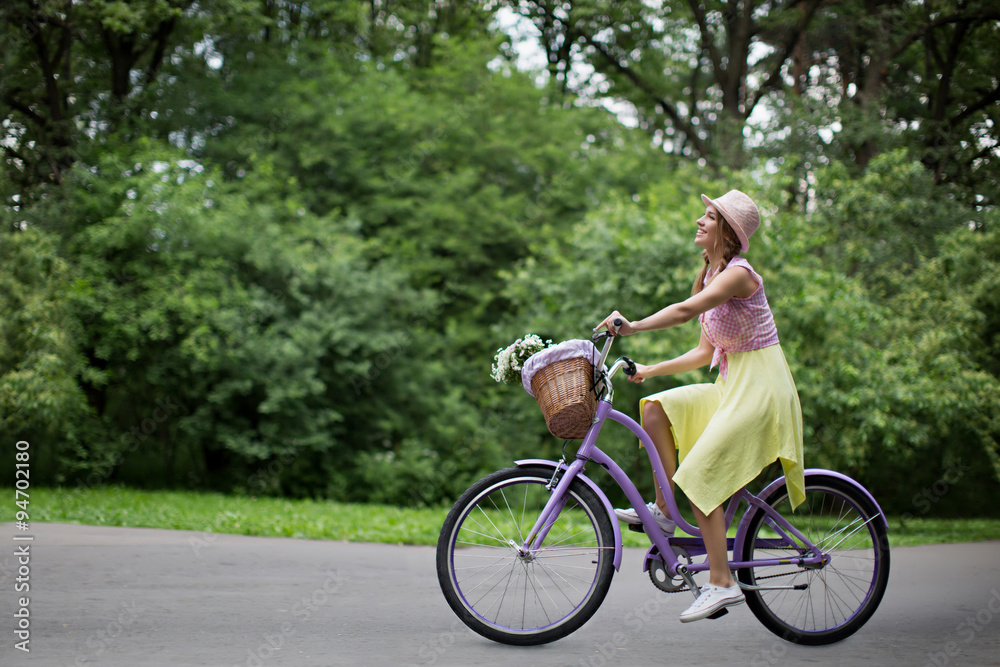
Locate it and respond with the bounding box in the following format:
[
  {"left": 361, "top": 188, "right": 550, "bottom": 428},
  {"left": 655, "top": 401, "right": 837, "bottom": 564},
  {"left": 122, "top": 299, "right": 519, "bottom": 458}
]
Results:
[{"left": 436, "top": 322, "right": 890, "bottom": 646}]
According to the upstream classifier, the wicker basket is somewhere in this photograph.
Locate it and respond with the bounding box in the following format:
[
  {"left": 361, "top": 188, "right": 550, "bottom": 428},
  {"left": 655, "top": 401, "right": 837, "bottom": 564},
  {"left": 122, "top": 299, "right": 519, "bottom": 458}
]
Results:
[{"left": 530, "top": 357, "right": 597, "bottom": 440}]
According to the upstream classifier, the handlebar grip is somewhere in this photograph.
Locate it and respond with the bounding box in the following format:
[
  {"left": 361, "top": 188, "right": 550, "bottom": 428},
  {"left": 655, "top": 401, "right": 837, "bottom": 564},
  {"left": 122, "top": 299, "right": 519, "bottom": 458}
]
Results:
[
  {"left": 612, "top": 317, "right": 622, "bottom": 335},
  {"left": 622, "top": 356, "right": 637, "bottom": 376}
]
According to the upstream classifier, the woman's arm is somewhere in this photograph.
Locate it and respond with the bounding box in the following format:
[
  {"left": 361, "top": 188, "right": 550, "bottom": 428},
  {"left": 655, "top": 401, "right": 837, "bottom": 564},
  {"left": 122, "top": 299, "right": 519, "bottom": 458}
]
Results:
[
  {"left": 631, "top": 267, "right": 757, "bottom": 334},
  {"left": 596, "top": 265, "right": 757, "bottom": 336},
  {"left": 629, "top": 330, "right": 715, "bottom": 383}
]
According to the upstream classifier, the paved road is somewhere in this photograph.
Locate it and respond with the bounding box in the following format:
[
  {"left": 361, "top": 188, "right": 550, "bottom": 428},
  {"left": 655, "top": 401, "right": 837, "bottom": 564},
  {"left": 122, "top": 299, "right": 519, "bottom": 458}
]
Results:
[{"left": 1, "top": 523, "right": 998, "bottom": 666}]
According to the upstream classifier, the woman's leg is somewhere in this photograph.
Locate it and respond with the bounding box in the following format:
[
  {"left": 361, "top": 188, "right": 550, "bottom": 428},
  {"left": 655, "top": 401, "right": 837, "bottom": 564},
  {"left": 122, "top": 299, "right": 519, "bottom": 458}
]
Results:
[
  {"left": 691, "top": 504, "right": 735, "bottom": 588},
  {"left": 642, "top": 400, "right": 677, "bottom": 520}
]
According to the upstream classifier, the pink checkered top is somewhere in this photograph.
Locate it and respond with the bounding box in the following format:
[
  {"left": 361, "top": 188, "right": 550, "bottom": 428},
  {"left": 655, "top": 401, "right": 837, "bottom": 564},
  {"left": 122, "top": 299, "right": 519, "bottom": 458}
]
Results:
[{"left": 697, "top": 257, "right": 779, "bottom": 379}]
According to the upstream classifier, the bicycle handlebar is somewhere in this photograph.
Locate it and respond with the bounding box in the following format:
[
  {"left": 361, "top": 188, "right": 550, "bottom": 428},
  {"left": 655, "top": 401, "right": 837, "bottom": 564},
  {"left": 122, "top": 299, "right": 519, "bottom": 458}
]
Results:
[
  {"left": 621, "top": 356, "right": 637, "bottom": 376},
  {"left": 591, "top": 319, "right": 638, "bottom": 398},
  {"left": 591, "top": 317, "right": 621, "bottom": 374},
  {"left": 591, "top": 317, "right": 622, "bottom": 344}
]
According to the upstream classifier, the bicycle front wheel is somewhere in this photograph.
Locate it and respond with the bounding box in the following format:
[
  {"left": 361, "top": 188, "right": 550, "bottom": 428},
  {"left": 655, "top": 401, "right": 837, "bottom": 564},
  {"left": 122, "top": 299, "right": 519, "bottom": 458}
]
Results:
[
  {"left": 738, "top": 473, "right": 890, "bottom": 645},
  {"left": 436, "top": 465, "right": 616, "bottom": 645}
]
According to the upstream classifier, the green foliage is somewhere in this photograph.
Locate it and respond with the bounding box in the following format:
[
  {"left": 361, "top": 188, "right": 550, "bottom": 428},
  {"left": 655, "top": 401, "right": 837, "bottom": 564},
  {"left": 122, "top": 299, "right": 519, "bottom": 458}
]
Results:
[
  {"left": 873, "top": 221, "right": 1000, "bottom": 509},
  {"left": 4, "top": 140, "right": 444, "bottom": 496},
  {"left": 503, "top": 0, "right": 1000, "bottom": 205},
  {"left": 0, "top": 225, "right": 92, "bottom": 477},
  {"left": 1, "top": 1, "right": 997, "bottom": 518},
  {"left": 810, "top": 151, "right": 966, "bottom": 289}
]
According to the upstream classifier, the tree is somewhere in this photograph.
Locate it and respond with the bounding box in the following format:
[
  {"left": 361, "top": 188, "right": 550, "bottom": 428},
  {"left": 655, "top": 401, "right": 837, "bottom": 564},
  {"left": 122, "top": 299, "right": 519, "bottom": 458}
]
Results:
[
  {"left": 0, "top": 0, "right": 211, "bottom": 197},
  {"left": 0, "top": 224, "right": 91, "bottom": 481},
  {"left": 501, "top": 0, "right": 827, "bottom": 167},
  {"left": 4, "top": 140, "right": 443, "bottom": 494},
  {"left": 0, "top": 0, "right": 496, "bottom": 204},
  {"left": 499, "top": 0, "right": 1000, "bottom": 205},
  {"left": 775, "top": 0, "right": 1000, "bottom": 204}
]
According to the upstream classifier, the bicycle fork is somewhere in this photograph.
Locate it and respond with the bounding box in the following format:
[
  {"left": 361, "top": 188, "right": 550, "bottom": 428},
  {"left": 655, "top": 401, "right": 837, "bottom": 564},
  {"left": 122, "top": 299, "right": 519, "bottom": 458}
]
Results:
[{"left": 518, "top": 457, "right": 580, "bottom": 556}]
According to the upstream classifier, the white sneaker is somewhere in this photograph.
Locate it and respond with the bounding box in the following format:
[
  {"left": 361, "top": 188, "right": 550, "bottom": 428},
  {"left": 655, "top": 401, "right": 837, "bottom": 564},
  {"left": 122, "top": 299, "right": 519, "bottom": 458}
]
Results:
[
  {"left": 613, "top": 501, "right": 676, "bottom": 535},
  {"left": 679, "top": 583, "right": 745, "bottom": 623}
]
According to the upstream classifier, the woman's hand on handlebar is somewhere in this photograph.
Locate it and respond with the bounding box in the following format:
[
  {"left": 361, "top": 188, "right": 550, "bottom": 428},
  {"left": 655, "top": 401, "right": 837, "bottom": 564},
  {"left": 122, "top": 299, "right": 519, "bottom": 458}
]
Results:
[
  {"left": 627, "top": 362, "right": 652, "bottom": 383},
  {"left": 595, "top": 311, "right": 636, "bottom": 336}
]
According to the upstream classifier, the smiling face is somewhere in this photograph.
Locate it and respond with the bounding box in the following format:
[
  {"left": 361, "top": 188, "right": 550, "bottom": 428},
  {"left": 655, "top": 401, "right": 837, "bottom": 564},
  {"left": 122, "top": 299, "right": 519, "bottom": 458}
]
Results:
[{"left": 695, "top": 204, "right": 722, "bottom": 251}]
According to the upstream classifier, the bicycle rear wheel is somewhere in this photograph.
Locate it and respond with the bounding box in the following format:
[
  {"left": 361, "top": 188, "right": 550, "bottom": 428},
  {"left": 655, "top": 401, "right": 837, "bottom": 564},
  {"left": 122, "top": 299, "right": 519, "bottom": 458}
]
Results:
[
  {"left": 738, "top": 473, "right": 890, "bottom": 645},
  {"left": 436, "top": 465, "right": 615, "bottom": 645}
]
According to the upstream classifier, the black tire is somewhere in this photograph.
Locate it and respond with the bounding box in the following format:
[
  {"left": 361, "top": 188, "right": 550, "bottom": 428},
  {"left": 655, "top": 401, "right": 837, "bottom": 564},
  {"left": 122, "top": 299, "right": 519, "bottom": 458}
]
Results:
[
  {"left": 738, "top": 473, "right": 890, "bottom": 645},
  {"left": 436, "top": 465, "right": 616, "bottom": 645}
]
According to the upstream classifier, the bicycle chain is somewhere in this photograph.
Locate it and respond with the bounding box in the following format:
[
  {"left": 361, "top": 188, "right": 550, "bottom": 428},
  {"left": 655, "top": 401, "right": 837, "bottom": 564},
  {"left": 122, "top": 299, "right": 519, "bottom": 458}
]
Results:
[
  {"left": 658, "top": 583, "right": 690, "bottom": 594},
  {"left": 748, "top": 570, "right": 806, "bottom": 583},
  {"left": 653, "top": 569, "right": 806, "bottom": 594},
  {"left": 650, "top": 542, "right": 810, "bottom": 594}
]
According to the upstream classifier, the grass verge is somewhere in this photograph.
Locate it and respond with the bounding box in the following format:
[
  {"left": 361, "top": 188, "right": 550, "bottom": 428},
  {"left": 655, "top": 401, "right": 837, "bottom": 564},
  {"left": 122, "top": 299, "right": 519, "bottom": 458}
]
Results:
[{"left": 15, "top": 486, "right": 1000, "bottom": 547}]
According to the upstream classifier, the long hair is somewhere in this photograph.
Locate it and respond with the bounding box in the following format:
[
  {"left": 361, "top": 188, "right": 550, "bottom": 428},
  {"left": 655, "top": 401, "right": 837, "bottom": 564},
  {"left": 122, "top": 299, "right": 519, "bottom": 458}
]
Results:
[{"left": 692, "top": 217, "right": 743, "bottom": 295}]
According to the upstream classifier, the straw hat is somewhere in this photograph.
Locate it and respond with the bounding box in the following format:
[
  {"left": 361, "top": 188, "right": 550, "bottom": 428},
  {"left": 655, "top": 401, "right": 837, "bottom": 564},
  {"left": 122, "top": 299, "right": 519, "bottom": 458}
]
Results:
[{"left": 701, "top": 190, "right": 760, "bottom": 253}]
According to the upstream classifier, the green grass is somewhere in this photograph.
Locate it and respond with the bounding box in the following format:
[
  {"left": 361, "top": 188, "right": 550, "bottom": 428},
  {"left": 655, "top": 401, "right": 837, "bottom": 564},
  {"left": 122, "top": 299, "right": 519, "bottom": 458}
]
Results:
[
  {"left": 886, "top": 517, "right": 1000, "bottom": 546},
  {"left": 24, "top": 486, "right": 449, "bottom": 545},
  {"left": 13, "top": 486, "right": 1000, "bottom": 547}
]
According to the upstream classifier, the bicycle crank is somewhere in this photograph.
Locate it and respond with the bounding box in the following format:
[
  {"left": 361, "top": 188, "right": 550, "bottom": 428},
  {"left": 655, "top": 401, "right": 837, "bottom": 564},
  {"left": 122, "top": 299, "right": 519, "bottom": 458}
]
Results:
[{"left": 648, "top": 545, "right": 693, "bottom": 593}]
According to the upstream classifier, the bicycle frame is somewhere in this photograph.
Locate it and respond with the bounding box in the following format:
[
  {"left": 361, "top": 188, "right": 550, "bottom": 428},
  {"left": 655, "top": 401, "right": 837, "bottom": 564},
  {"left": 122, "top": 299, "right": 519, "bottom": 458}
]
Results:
[{"left": 517, "top": 391, "right": 831, "bottom": 589}]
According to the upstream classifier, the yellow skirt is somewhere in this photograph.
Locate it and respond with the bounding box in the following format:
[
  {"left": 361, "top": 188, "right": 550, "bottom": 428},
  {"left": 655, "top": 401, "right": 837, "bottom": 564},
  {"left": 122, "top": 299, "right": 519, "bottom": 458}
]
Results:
[{"left": 639, "top": 344, "right": 805, "bottom": 515}]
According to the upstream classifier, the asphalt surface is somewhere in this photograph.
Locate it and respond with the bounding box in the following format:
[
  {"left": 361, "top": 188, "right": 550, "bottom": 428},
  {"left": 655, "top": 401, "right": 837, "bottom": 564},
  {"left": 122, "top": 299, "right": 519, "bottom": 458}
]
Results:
[{"left": 1, "top": 522, "right": 998, "bottom": 666}]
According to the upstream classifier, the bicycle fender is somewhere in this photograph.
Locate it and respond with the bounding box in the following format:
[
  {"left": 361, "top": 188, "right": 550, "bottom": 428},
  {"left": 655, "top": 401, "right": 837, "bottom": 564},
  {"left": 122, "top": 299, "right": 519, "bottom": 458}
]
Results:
[
  {"left": 733, "top": 468, "right": 889, "bottom": 559},
  {"left": 515, "top": 458, "right": 622, "bottom": 571}
]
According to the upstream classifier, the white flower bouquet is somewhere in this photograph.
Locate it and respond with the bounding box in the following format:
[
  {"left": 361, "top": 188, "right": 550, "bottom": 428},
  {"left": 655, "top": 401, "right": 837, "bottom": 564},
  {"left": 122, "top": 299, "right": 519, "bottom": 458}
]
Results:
[{"left": 491, "top": 334, "right": 554, "bottom": 385}]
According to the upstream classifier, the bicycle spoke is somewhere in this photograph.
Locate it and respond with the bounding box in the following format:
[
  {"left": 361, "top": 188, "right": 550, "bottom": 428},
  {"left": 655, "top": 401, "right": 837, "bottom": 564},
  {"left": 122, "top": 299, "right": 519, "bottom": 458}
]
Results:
[
  {"left": 740, "top": 479, "right": 889, "bottom": 644},
  {"left": 443, "top": 471, "right": 613, "bottom": 638},
  {"left": 534, "top": 559, "right": 581, "bottom": 607},
  {"left": 454, "top": 553, "right": 515, "bottom": 584}
]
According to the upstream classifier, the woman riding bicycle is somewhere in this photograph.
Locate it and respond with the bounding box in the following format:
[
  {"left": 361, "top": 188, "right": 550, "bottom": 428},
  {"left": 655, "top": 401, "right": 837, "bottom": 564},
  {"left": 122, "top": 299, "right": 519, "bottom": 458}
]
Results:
[{"left": 596, "top": 189, "right": 805, "bottom": 624}]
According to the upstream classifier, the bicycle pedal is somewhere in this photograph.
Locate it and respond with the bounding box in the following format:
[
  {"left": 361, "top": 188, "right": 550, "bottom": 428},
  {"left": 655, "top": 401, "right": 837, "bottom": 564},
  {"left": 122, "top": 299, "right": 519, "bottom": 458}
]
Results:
[
  {"left": 627, "top": 523, "right": 645, "bottom": 533},
  {"left": 707, "top": 609, "right": 729, "bottom": 620}
]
